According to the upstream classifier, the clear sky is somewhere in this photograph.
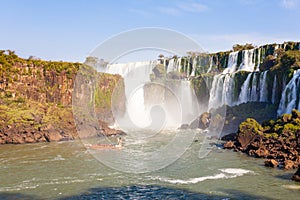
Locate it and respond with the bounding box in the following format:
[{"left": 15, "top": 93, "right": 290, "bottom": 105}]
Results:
[{"left": 1, "top": 0, "right": 300, "bottom": 62}]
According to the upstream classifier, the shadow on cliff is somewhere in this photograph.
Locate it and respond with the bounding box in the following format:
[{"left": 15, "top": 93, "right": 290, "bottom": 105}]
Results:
[{"left": 56, "top": 185, "right": 273, "bottom": 200}]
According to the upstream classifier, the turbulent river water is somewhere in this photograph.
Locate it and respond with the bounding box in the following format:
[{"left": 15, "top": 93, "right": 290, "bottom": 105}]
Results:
[{"left": 0, "top": 130, "right": 299, "bottom": 200}]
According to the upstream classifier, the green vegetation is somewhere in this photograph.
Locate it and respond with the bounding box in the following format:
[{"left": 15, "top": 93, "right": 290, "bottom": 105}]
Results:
[
  {"left": 232, "top": 43, "right": 255, "bottom": 52},
  {"left": 242, "top": 109, "right": 300, "bottom": 139}
]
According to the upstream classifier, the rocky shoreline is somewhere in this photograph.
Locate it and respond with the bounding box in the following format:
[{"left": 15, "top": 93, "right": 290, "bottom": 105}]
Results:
[{"left": 222, "top": 109, "right": 300, "bottom": 181}]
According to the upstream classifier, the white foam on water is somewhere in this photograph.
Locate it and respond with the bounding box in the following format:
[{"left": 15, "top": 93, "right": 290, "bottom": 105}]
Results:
[
  {"left": 282, "top": 185, "right": 300, "bottom": 190},
  {"left": 151, "top": 168, "right": 254, "bottom": 184}
]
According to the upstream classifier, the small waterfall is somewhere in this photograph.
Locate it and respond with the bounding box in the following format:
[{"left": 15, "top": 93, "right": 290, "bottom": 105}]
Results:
[
  {"left": 207, "top": 56, "right": 213, "bottom": 73},
  {"left": 271, "top": 75, "right": 277, "bottom": 104},
  {"left": 277, "top": 69, "right": 300, "bottom": 115},
  {"left": 250, "top": 73, "right": 259, "bottom": 101},
  {"left": 238, "top": 73, "right": 252, "bottom": 103},
  {"left": 190, "top": 57, "right": 197, "bottom": 77},
  {"left": 179, "top": 81, "right": 199, "bottom": 124},
  {"left": 176, "top": 58, "right": 181, "bottom": 72},
  {"left": 222, "top": 73, "right": 235, "bottom": 106},
  {"left": 166, "top": 58, "right": 175, "bottom": 73},
  {"left": 239, "top": 49, "right": 255, "bottom": 72},
  {"left": 259, "top": 71, "right": 268, "bottom": 102},
  {"left": 256, "top": 48, "right": 261, "bottom": 71},
  {"left": 208, "top": 73, "right": 236, "bottom": 109},
  {"left": 223, "top": 52, "right": 238, "bottom": 74},
  {"left": 208, "top": 74, "right": 224, "bottom": 109}
]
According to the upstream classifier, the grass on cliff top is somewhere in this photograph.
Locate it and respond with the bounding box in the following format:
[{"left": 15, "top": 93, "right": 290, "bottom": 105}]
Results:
[{"left": 0, "top": 50, "right": 82, "bottom": 78}]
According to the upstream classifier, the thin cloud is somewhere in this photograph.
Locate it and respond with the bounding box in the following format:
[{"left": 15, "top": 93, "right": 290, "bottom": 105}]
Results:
[
  {"left": 177, "top": 2, "right": 208, "bottom": 13},
  {"left": 157, "top": 7, "right": 181, "bottom": 16},
  {"left": 128, "top": 8, "right": 152, "bottom": 17},
  {"left": 157, "top": 1, "right": 208, "bottom": 16},
  {"left": 280, "top": 0, "right": 299, "bottom": 9}
]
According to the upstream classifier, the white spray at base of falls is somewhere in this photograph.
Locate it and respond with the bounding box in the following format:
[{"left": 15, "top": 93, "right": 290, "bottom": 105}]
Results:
[
  {"left": 277, "top": 69, "right": 300, "bottom": 116},
  {"left": 105, "top": 61, "right": 199, "bottom": 129},
  {"left": 106, "top": 61, "right": 156, "bottom": 128}
]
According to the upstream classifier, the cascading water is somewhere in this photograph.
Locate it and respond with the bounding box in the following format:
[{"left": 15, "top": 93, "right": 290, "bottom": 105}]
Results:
[
  {"left": 277, "top": 69, "right": 300, "bottom": 115},
  {"left": 271, "top": 75, "right": 277, "bottom": 104},
  {"left": 259, "top": 71, "right": 268, "bottom": 102},
  {"left": 106, "top": 60, "right": 199, "bottom": 129},
  {"left": 238, "top": 73, "right": 252, "bottom": 104},
  {"left": 250, "top": 72, "right": 259, "bottom": 102},
  {"left": 207, "top": 56, "right": 213, "bottom": 73},
  {"left": 106, "top": 61, "right": 157, "bottom": 128},
  {"left": 208, "top": 73, "right": 236, "bottom": 109},
  {"left": 238, "top": 49, "right": 256, "bottom": 72},
  {"left": 223, "top": 52, "right": 238, "bottom": 74}
]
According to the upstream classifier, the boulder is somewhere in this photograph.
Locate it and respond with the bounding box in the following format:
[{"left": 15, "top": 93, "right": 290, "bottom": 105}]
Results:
[
  {"left": 179, "top": 124, "right": 189, "bottom": 130},
  {"left": 283, "top": 160, "right": 297, "bottom": 170},
  {"left": 99, "top": 120, "right": 125, "bottom": 136},
  {"left": 292, "top": 165, "right": 300, "bottom": 182},
  {"left": 264, "top": 159, "right": 278, "bottom": 168},
  {"left": 221, "top": 133, "right": 236, "bottom": 141},
  {"left": 255, "top": 148, "right": 269, "bottom": 158},
  {"left": 189, "top": 112, "right": 211, "bottom": 129},
  {"left": 236, "top": 118, "right": 263, "bottom": 150},
  {"left": 223, "top": 141, "right": 234, "bottom": 149}
]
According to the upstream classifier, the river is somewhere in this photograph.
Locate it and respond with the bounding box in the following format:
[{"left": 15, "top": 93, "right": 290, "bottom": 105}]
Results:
[{"left": 0, "top": 130, "right": 299, "bottom": 199}]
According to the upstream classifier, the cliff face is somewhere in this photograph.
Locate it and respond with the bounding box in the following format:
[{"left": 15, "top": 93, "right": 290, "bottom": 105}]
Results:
[{"left": 0, "top": 50, "right": 125, "bottom": 144}]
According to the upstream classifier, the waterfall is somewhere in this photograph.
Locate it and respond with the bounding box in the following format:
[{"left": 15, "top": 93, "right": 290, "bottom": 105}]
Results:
[
  {"left": 271, "top": 75, "right": 277, "bottom": 104},
  {"left": 208, "top": 74, "right": 224, "bottom": 109},
  {"left": 179, "top": 81, "right": 198, "bottom": 123},
  {"left": 106, "top": 60, "right": 199, "bottom": 128},
  {"left": 238, "top": 73, "right": 252, "bottom": 103},
  {"left": 190, "top": 57, "right": 197, "bottom": 77},
  {"left": 106, "top": 61, "right": 157, "bottom": 128},
  {"left": 250, "top": 73, "right": 259, "bottom": 101},
  {"left": 166, "top": 58, "right": 175, "bottom": 73},
  {"left": 176, "top": 58, "right": 181, "bottom": 72},
  {"left": 238, "top": 49, "right": 255, "bottom": 72},
  {"left": 277, "top": 69, "right": 300, "bottom": 115},
  {"left": 223, "top": 52, "right": 238, "bottom": 74},
  {"left": 208, "top": 73, "right": 236, "bottom": 109},
  {"left": 207, "top": 56, "right": 213, "bottom": 73},
  {"left": 259, "top": 71, "right": 268, "bottom": 102}
]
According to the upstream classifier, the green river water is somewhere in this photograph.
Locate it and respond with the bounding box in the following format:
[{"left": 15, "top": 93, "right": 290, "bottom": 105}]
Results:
[{"left": 0, "top": 130, "right": 299, "bottom": 199}]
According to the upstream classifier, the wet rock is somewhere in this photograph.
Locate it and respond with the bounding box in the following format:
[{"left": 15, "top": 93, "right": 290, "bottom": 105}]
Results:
[
  {"left": 223, "top": 141, "right": 234, "bottom": 149},
  {"left": 292, "top": 165, "right": 300, "bottom": 182},
  {"left": 189, "top": 112, "right": 211, "bottom": 129},
  {"left": 255, "top": 148, "right": 269, "bottom": 158},
  {"left": 221, "top": 133, "right": 236, "bottom": 141},
  {"left": 283, "top": 160, "right": 297, "bottom": 170},
  {"left": 179, "top": 124, "right": 189, "bottom": 130},
  {"left": 99, "top": 120, "right": 126, "bottom": 136},
  {"left": 264, "top": 159, "right": 278, "bottom": 167}
]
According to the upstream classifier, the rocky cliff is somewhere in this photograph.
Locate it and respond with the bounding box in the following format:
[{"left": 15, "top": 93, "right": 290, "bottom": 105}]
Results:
[{"left": 0, "top": 50, "right": 125, "bottom": 144}]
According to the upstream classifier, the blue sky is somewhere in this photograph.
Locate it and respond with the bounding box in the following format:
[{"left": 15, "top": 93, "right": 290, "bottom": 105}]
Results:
[{"left": 1, "top": 0, "right": 300, "bottom": 62}]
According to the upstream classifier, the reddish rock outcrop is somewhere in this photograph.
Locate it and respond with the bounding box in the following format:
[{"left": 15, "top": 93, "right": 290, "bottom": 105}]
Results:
[
  {"left": 222, "top": 111, "right": 300, "bottom": 181},
  {"left": 0, "top": 51, "right": 126, "bottom": 144}
]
